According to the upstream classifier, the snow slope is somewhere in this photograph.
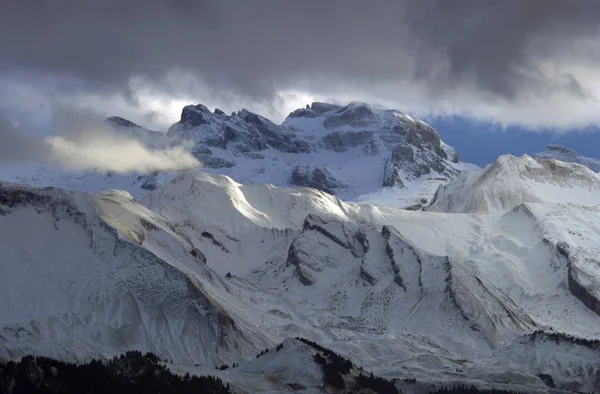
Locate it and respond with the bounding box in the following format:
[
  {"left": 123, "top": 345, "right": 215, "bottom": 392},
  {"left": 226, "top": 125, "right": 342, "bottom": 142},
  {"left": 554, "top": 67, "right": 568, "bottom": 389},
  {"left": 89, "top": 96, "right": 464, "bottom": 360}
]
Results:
[
  {"left": 2, "top": 168, "right": 600, "bottom": 391},
  {"left": 138, "top": 170, "right": 600, "bottom": 391},
  {"left": 4, "top": 130, "right": 600, "bottom": 391},
  {"left": 0, "top": 181, "right": 267, "bottom": 365},
  {"left": 427, "top": 154, "right": 600, "bottom": 214}
]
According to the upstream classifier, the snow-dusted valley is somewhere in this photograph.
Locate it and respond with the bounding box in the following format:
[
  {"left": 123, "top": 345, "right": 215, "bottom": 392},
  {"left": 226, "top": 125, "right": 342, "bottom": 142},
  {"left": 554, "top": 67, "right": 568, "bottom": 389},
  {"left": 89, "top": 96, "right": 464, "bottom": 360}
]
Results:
[{"left": 2, "top": 102, "right": 600, "bottom": 393}]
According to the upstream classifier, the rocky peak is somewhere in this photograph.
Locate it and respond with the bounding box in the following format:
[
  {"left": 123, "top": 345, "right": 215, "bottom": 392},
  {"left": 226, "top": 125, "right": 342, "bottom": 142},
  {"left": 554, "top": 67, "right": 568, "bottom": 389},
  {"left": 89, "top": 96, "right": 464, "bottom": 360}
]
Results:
[
  {"left": 533, "top": 144, "right": 600, "bottom": 173},
  {"left": 180, "top": 104, "right": 213, "bottom": 128},
  {"left": 105, "top": 116, "right": 141, "bottom": 129},
  {"left": 282, "top": 101, "right": 470, "bottom": 191},
  {"left": 105, "top": 116, "right": 164, "bottom": 142},
  {"left": 166, "top": 100, "right": 469, "bottom": 198},
  {"left": 546, "top": 144, "right": 577, "bottom": 155},
  {"left": 290, "top": 165, "right": 346, "bottom": 194},
  {"left": 168, "top": 103, "right": 312, "bottom": 156}
]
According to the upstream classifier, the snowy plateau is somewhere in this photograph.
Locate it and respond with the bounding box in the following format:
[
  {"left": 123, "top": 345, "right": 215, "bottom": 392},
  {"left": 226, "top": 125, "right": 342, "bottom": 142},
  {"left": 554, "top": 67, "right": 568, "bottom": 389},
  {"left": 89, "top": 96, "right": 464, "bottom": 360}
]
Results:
[{"left": 1, "top": 102, "right": 600, "bottom": 393}]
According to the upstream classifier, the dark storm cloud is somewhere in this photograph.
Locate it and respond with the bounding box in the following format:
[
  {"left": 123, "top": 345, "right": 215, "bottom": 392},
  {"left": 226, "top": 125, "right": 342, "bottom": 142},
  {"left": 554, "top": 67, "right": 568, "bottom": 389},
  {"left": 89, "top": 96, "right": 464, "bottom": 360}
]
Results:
[
  {"left": 0, "top": 0, "right": 408, "bottom": 99},
  {"left": 0, "top": 0, "right": 599, "bottom": 124},
  {"left": 0, "top": 118, "right": 49, "bottom": 162},
  {"left": 406, "top": 0, "right": 600, "bottom": 98}
]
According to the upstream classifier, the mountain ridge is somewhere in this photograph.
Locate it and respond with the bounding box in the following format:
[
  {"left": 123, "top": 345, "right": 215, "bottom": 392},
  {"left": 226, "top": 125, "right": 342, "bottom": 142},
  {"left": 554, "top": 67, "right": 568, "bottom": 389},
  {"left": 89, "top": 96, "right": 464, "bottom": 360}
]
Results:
[
  {"left": 166, "top": 100, "right": 476, "bottom": 206},
  {"left": 2, "top": 153, "right": 600, "bottom": 391},
  {"left": 0, "top": 101, "right": 477, "bottom": 210}
]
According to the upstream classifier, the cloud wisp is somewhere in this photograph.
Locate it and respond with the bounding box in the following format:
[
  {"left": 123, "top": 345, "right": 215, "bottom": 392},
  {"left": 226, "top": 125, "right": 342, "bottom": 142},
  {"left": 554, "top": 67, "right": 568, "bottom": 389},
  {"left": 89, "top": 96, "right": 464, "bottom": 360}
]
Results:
[
  {"left": 45, "top": 133, "right": 200, "bottom": 173},
  {"left": 0, "top": 116, "right": 200, "bottom": 173}
]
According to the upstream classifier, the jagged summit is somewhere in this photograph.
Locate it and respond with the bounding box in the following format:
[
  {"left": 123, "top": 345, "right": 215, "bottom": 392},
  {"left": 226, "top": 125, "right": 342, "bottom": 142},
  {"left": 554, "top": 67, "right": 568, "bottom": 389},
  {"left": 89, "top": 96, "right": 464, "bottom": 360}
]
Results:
[
  {"left": 167, "top": 103, "right": 312, "bottom": 158},
  {"left": 159, "top": 101, "right": 476, "bottom": 205},
  {"left": 174, "top": 103, "right": 275, "bottom": 130},
  {"left": 533, "top": 144, "right": 600, "bottom": 172}
]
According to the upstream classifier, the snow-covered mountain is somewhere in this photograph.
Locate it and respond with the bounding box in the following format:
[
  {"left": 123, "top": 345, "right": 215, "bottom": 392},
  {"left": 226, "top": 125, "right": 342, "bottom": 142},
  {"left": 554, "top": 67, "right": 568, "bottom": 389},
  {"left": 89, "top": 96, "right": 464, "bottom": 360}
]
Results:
[
  {"left": 4, "top": 106, "right": 600, "bottom": 392},
  {"left": 0, "top": 102, "right": 476, "bottom": 209},
  {"left": 167, "top": 101, "right": 475, "bottom": 207},
  {"left": 3, "top": 163, "right": 600, "bottom": 392},
  {"left": 427, "top": 154, "right": 600, "bottom": 214},
  {"left": 533, "top": 144, "right": 600, "bottom": 172}
]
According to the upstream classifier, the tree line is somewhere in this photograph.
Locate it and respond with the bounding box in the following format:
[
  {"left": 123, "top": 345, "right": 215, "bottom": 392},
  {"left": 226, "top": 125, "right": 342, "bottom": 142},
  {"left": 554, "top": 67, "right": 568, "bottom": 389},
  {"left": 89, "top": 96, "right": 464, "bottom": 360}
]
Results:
[{"left": 0, "top": 351, "right": 231, "bottom": 394}]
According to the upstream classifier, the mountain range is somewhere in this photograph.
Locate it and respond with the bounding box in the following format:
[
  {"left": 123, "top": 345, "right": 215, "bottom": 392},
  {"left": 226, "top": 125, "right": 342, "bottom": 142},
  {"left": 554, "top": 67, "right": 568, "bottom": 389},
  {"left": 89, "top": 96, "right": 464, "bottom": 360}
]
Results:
[{"left": 1, "top": 102, "right": 600, "bottom": 393}]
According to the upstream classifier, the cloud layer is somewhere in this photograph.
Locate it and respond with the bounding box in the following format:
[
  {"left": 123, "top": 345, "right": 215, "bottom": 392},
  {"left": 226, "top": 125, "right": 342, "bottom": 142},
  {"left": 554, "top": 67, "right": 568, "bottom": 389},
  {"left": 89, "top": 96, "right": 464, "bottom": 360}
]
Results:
[{"left": 1, "top": 1, "right": 599, "bottom": 129}]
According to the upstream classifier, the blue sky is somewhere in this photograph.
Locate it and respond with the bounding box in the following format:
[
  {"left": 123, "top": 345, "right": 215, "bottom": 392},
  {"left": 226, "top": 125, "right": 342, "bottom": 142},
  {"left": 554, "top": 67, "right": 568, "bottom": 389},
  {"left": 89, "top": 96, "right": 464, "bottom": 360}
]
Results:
[{"left": 428, "top": 117, "right": 600, "bottom": 167}]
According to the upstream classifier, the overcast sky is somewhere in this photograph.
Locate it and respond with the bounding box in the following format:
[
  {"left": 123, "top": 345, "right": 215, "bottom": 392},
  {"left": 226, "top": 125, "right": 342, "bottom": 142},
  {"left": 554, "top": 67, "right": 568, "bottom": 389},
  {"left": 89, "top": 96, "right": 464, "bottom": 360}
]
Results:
[{"left": 1, "top": 0, "right": 600, "bottom": 130}]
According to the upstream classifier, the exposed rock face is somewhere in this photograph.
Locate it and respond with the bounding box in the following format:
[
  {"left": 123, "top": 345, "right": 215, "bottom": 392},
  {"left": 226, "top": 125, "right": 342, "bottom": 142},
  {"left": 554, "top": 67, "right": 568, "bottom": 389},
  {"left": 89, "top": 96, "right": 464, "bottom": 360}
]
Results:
[
  {"left": 194, "top": 156, "right": 236, "bottom": 169},
  {"left": 303, "top": 214, "right": 368, "bottom": 258},
  {"left": 287, "top": 214, "right": 368, "bottom": 286},
  {"left": 320, "top": 131, "right": 374, "bottom": 152},
  {"left": 323, "top": 102, "right": 378, "bottom": 128},
  {"left": 287, "top": 240, "right": 317, "bottom": 286},
  {"left": 290, "top": 166, "right": 345, "bottom": 194},
  {"left": 383, "top": 144, "right": 453, "bottom": 187},
  {"left": 140, "top": 176, "right": 160, "bottom": 191},
  {"left": 569, "top": 266, "right": 600, "bottom": 315},
  {"left": 382, "top": 122, "right": 459, "bottom": 187},
  {"left": 311, "top": 102, "right": 340, "bottom": 115},
  {"left": 557, "top": 241, "right": 600, "bottom": 316},
  {"left": 382, "top": 159, "right": 404, "bottom": 188}
]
